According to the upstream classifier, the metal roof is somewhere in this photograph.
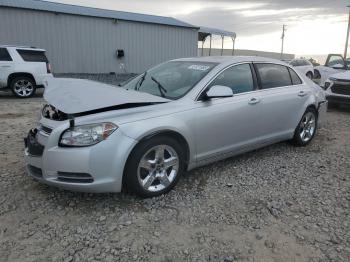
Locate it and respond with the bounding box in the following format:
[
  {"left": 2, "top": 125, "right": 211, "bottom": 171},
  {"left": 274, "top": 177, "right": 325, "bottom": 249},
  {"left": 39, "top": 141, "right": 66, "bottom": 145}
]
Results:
[
  {"left": 198, "top": 26, "right": 236, "bottom": 41},
  {"left": 0, "top": 0, "right": 198, "bottom": 29},
  {"left": 0, "top": 44, "right": 45, "bottom": 50}
]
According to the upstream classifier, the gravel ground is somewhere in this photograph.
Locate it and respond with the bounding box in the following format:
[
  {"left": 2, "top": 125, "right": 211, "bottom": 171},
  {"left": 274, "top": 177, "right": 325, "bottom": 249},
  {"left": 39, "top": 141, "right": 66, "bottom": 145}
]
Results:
[{"left": 0, "top": 78, "right": 349, "bottom": 262}]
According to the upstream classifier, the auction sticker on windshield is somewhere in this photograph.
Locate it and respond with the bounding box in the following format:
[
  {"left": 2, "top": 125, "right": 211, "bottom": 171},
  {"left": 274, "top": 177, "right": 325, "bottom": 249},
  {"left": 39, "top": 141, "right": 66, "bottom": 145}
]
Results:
[{"left": 188, "top": 65, "right": 210, "bottom": 71}]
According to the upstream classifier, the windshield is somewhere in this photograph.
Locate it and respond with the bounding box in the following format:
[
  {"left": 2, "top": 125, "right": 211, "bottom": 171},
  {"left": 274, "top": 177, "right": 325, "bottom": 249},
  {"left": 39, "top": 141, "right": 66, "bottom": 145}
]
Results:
[{"left": 121, "top": 61, "right": 217, "bottom": 99}]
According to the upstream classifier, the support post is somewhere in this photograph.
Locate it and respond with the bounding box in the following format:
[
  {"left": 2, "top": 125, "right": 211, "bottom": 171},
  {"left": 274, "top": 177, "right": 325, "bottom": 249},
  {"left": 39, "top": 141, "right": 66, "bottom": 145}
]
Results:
[
  {"left": 209, "top": 34, "right": 212, "bottom": 56},
  {"left": 344, "top": 6, "right": 350, "bottom": 59},
  {"left": 232, "top": 36, "right": 236, "bottom": 56},
  {"left": 221, "top": 35, "right": 224, "bottom": 56},
  {"left": 201, "top": 38, "right": 204, "bottom": 57}
]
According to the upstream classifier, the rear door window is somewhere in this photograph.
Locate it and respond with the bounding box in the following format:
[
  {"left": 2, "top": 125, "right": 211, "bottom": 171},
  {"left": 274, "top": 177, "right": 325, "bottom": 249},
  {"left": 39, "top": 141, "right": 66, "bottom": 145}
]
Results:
[
  {"left": 0, "top": 48, "right": 12, "bottom": 61},
  {"left": 255, "top": 63, "right": 292, "bottom": 89},
  {"left": 16, "top": 49, "right": 48, "bottom": 62},
  {"left": 208, "top": 63, "right": 254, "bottom": 94}
]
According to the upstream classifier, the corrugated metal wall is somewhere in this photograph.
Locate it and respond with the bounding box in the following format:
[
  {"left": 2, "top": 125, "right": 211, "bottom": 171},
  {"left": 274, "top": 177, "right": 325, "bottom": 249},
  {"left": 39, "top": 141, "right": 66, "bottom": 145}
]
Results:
[{"left": 0, "top": 7, "right": 198, "bottom": 73}]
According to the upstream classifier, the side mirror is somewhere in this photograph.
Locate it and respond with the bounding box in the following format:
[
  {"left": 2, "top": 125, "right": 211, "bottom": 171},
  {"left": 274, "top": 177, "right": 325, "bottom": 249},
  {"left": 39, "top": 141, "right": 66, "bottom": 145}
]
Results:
[{"left": 205, "top": 85, "right": 233, "bottom": 99}]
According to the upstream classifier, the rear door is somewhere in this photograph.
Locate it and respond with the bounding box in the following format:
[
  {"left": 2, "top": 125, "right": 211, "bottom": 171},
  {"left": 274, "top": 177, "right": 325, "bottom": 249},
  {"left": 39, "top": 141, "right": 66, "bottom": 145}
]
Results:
[
  {"left": 0, "top": 48, "right": 13, "bottom": 87},
  {"left": 252, "top": 63, "right": 309, "bottom": 139}
]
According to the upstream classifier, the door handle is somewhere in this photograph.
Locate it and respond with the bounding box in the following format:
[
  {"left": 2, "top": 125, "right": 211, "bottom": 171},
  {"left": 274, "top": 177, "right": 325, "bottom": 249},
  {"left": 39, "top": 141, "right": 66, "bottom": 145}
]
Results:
[
  {"left": 1, "top": 65, "right": 10, "bottom": 68},
  {"left": 298, "top": 91, "right": 307, "bottom": 97},
  {"left": 248, "top": 97, "right": 260, "bottom": 105}
]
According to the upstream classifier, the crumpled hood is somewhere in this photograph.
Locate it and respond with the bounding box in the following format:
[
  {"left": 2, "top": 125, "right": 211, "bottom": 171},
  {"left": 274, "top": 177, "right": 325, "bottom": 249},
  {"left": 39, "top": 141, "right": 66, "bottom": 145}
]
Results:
[
  {"left": 43, "top": 78, "right": 170, "bottom": 114},
  {"left": 329, "top": 71, "right": 350, "bottom": 81}
]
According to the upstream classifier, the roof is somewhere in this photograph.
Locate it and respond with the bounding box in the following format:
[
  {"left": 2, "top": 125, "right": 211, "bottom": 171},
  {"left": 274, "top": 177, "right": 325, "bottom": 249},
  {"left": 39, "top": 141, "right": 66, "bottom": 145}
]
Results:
[
  {"left": 174, "top": 56, "right": 289, "bottom": 65},
  {"left": 0, "top": 0, "right": 198, "bottom": 29},
  {"left": 0, "top": 44, "right": 45, "bottom": 51},
  {"left": 198, "top": 26, "right": 236, "bottom": 41}
]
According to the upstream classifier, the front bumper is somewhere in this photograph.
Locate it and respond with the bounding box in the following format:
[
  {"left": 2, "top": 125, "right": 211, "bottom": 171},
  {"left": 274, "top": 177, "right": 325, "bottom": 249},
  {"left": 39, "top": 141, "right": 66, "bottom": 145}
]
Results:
[
  {"left": 24, "top": 126, "right": 137, "bottom": 193},
  {"left": 326, "top": 94, "right": 350, "bottom": 105}
]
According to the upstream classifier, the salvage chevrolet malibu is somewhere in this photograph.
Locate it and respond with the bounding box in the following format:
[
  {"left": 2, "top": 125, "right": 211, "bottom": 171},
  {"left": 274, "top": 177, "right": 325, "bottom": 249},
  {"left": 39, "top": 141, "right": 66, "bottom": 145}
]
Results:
[{"left": 24, "top": 56, "right": 328, "bottom": 197}]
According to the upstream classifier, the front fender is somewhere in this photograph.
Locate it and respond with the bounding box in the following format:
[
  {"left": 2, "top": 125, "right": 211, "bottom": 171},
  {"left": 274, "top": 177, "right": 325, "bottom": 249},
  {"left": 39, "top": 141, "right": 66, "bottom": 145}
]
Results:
[{"left": 118, "top": 115, "right": 196, "bottom": 166}]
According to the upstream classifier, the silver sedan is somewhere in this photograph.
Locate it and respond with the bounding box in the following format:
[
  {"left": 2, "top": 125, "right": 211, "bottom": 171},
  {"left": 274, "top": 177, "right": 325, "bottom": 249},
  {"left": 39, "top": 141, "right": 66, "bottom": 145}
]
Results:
[{"left": 24, "top": 56, "right": 327, "bottom": 197}]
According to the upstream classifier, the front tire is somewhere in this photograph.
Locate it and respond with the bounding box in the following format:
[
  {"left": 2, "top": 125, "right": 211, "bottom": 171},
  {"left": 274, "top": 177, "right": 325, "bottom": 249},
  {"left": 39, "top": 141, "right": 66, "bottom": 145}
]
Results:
[
  {"left": 10, "top": 76, "right": 36, "bottom": 98},
  {"left": 124, "top": 136, "right": 185, "bottom": 198},
  {"left": 291, "top": 107, "right": 318, "bottom": 146}
]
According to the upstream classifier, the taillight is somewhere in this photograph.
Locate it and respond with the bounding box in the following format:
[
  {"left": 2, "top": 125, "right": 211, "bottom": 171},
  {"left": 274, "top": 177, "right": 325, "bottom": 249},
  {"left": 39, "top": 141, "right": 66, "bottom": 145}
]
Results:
[{"left": 46, "top": 62, "right": 52, "bottom": 73}]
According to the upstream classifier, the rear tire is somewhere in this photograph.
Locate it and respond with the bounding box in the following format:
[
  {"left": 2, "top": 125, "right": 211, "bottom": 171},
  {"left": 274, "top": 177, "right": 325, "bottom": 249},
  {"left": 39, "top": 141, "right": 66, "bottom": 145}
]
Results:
[
  {"left": 291, "top": 107, "right": 318, "bottom": 146},
  {"left": 10, "top": 76, "right": 36, "bottom": 98},
  {"left": 123, "top": 136, "right": 185, "bottom": 198}
]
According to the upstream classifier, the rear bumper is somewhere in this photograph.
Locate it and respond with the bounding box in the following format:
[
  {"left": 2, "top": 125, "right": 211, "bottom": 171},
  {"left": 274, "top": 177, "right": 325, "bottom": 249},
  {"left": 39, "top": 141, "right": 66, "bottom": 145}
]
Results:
[{"left": 35, "top": 73, "right": 53, "bottom": 86}]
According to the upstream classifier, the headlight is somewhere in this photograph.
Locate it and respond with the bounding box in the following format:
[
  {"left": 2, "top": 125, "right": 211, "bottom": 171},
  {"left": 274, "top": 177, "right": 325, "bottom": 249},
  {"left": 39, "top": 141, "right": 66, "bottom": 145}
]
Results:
[{"left": 59, "top": 122, "right": 118, "bottom": 147}]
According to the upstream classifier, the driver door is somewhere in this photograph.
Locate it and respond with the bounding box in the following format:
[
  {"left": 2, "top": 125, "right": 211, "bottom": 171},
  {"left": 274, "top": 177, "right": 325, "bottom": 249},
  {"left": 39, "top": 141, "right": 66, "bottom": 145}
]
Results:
[{"left": 193, "top": 63, "right": 264, "bottom": 162}]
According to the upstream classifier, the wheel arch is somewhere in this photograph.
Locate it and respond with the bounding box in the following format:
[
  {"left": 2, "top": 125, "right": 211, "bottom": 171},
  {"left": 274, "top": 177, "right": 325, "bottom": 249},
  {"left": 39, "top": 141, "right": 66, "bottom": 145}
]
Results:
[
  {"left": 305, "top": 104, "right": 318, "bottom": 115},
  {"left": 7, "top": 72, "right": 36, "bottom": 87},
  {"left": 306, "top": 71, "right": 313, "bottom": 77},
  {"left": 139, "top": 129, "right": 190, "bottom": 166},
  {"left": 121, "top": 129, "right": 191, "bottom": 190},
  {"left": 313, "top": 69, "right": 321, "bottom": 79}
]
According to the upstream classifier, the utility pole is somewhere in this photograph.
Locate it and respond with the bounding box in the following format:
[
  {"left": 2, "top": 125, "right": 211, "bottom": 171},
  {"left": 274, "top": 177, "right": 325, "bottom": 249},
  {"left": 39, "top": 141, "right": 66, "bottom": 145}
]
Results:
[
  {"left": 344, "top": 6, "right": 350, "bottom": 59},
  {"left": 280, "top": 24, "right": 287, "bottom": 60}
]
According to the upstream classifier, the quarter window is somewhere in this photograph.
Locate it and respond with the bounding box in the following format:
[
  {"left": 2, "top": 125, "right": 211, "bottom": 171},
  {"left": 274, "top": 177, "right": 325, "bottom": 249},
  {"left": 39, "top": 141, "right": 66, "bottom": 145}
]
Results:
[
  {"left": 255, "top": 63, "right": 292, "bottom": 89},
  {"left": 0, "top": 48, "right": 12, "bottom": 61},
  {"left": 16, "top": 49, "right": 48, "bottom": 62},
  {"left": 289, "top": 68, "right": 302, "bottom": 85},
  {"left": 208, "top": 64, "right": 254, "bottom": 94}
]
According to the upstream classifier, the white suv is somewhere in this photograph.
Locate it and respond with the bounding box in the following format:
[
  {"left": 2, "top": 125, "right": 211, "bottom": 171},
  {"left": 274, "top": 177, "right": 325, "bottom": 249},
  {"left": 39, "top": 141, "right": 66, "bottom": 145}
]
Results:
[
  {"left": 0, "top": 45, "right": 53, "bottom": 98},
  {"left": 288, "top": 59, "right": 314, "bottom": 79}
]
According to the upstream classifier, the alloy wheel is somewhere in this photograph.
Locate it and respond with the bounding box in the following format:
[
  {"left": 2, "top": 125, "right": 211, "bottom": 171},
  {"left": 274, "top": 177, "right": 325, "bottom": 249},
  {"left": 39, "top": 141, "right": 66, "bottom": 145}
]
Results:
[
  {"left": 137, "top": 145, "right": 179, "bottom": 192},
  {"left": 13, "top": 79, "right": 34, "bottom": 97},
  {"left": 299, "top": 112, "right": 316, "bottom": 142}
]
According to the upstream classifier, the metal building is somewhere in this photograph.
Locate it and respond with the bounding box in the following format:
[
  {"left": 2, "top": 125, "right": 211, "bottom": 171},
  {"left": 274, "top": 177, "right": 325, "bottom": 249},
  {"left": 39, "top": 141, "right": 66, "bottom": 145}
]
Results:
[{"left": 0, "top": 0, "right": 198, "bottom": 74}]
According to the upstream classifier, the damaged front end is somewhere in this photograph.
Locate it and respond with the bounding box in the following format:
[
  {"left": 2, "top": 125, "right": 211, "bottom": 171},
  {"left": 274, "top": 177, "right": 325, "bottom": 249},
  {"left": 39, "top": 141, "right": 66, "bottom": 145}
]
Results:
[
  {"left": 42, "top": 102, "right": 162, "bottom": 121},
  {"left": 42, "top": 104, "right": 68, "bottom": 121}
]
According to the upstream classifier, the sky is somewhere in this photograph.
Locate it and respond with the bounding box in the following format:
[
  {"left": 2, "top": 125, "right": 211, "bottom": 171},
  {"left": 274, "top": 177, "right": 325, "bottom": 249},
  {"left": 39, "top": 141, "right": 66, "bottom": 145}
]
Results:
[{"left": 50, "top": 0, "right": 349, "bottom": 58}]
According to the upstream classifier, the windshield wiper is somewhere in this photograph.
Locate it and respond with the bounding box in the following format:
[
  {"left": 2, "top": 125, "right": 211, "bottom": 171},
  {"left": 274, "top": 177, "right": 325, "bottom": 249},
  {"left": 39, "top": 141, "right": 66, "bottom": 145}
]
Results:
[
  {"left": 134, "top": 71, "right": 147, "bottom": 90},
  {"left": 151, "top": 76, "right": 167, "bottom": 98}
]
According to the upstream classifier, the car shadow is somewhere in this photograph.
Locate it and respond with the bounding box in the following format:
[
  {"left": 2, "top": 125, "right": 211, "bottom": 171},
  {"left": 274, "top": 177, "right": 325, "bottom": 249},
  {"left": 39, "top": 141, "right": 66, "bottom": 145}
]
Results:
[
  {"left": 0, "top": 89, "right": 44, "bottom": 99},
  {"left": 31, "top": 140, "right": 293, "bottom": 212}
]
